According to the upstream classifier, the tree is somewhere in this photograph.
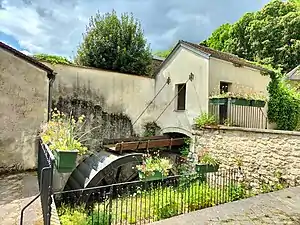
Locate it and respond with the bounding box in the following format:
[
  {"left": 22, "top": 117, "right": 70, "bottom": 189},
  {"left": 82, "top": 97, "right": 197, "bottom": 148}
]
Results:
[
  {"left": 202, "top": 23, "right": 231, "bottom": 52},
  {"left": 202, "top": 0, "right": 300, "bottom": 73},
  {"left": 75, "top": 10, "right": 153, "bottom": 76},
  {"left": 153, "top": 42, "right": 178, "bottom": 59},
  {"left": 154, "top": 49, "right": 171, "bottom": 58}
]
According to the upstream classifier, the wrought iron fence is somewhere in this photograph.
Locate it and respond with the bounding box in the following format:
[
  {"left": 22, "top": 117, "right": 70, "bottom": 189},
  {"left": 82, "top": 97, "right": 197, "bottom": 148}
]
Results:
[
  {"left": 54, "top": 169, "right": 243, "bottom": 225},
  {"left": 38, "top": 139, "right": 55, "bottom": 225},
  {"left": 20, "top": 138, "right": 55, "bottom": 225},
  {"left": 209, "top": 103, "right": 267, "bottom": 129}
]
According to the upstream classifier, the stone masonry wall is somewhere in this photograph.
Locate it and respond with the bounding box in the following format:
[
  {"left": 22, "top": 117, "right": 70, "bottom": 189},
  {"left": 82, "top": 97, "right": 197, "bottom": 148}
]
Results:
[{"left": 194, "top": 127, "right": 300, "bottom": 189}]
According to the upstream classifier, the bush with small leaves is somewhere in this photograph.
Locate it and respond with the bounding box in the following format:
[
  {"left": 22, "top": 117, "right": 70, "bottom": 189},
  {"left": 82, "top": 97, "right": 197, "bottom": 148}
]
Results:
[
  {"left": 155, "top": 200, "right": 180, "bottom": 220},
  {"left": 194, "top": 113, "right": 217, "bottom": 128}
]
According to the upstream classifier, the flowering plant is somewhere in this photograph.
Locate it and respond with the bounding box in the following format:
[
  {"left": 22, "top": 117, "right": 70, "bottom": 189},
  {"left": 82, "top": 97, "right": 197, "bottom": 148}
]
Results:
[
  {"left": 136, "top": 154, "right": 172, "bottom": 177},
  {"left": 40, "top": 109, "right": 88, "bottom": 155},
  {"left": 209, "top": 84, "right": 267, "bottom": 101},
  {"left": 197, "top": 148, "right": 220, "bottom": 166},
  {"left": 209, "top": 91, "right": 267, "bottom": 101}
]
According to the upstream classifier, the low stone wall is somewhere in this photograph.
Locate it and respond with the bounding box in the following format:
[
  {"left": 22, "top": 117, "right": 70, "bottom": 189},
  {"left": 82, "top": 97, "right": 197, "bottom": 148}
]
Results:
[{"left": 194, "top": 127, "right": 300, "bottom": 189}]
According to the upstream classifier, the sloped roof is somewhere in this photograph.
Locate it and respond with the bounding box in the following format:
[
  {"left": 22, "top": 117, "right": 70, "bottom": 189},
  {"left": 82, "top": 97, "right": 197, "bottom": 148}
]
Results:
[
  {"left": 287, "top": 65, "right": 300, "bottom": 81},
  {"left": 152, "top": 55, "right": 165, "bottom": 61},
  {"left": 154, "top": 40, "right": 272, "bottom": 76},
  {"left": 181, "top": 40, "right": 271, "bottom": 73},
  {"left": 0, "top": 41, "right": 54, "bottom": 74}
]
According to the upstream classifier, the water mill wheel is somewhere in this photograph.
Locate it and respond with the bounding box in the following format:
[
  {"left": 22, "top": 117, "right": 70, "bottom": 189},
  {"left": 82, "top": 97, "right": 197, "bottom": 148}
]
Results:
[
  {"left": 64, "top": 150, "right": 143, "bottom": 191},
  {"left": 60, "top": 135, "right": 186, "bottom": 203}
]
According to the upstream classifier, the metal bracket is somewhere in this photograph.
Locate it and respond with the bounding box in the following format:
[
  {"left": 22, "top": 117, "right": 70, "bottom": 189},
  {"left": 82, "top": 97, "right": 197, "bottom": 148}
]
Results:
[
  {"left": 166, "top": 77, "right": 171, "bottom": 84},
  {"left": 189, "top": 73, "right": 194, "bottom": 81}
]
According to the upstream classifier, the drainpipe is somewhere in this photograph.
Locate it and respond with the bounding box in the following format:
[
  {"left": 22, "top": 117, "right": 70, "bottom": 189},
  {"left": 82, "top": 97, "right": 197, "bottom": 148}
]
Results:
[{"left": 47, "top": 72, "right": 56, "bottom": 122}]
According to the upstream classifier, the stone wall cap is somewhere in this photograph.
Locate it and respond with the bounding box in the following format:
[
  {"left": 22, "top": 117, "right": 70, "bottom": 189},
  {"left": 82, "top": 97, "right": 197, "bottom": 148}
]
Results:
[{"left": 193, "top": 126, "right": 300, "bottom": 136}]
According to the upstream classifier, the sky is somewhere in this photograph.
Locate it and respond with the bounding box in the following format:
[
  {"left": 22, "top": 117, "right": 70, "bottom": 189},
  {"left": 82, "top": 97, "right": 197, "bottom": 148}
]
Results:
[{"left": 0, "top": 0, "right": 271, "bottom": 59}]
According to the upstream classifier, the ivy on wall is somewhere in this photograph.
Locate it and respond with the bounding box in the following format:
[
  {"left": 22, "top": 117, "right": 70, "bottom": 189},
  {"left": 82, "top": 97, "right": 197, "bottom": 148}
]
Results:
[
  {"left": 267, "top": 71, "right": 300, "bottom": 130},
  {"left": 143, "top": 122, "right": 161, "bottom": 137}
]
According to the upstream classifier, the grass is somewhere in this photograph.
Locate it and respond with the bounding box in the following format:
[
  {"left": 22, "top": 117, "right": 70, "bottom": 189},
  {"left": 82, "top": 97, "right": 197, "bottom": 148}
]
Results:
[{"left": 57, "top": 179, "right": 248, "bottom": 225}]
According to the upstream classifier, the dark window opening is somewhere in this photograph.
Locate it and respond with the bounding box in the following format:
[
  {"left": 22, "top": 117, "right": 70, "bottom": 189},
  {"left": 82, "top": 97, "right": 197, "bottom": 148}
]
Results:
[
  {"left": 219, "top": 82, "right": 230, "bottom": 124},
  {"left": 220, "top": 82, "right": 229, "bottom": 94},
  {"left": 176, "top": 83, "right": 186, "bottom": 110}
]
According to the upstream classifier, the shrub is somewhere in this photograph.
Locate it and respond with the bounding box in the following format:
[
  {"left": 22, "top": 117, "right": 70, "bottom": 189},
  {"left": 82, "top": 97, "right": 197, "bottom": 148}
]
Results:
[
  {"left": 58, "top": 206, "right": 87, "bottom": 225},
  {"left": 197, "top": 149, "right": 220, "bottom": 166},
  {"left": 185, "top": 183, "right": 216, "bottom": 210},
  {"left": 143, "top": 122, "right": 161, "bottom": 137},
  {"left": 87, "top": 212, "right": 112, "bottom": 225},
  {"left": 268, "top": 72, "right": 300, "bottom": 130},
  {"left": 194, "top": 113, "right": 217, "bottom": 128},
  {"left": 179, "top": 138, "right": 191, "bottom": 157},
  {"left": 228, "top": 184, "right": 247, "bottom": 201},
  {"left": 136, "top": 154, "right": 172, "bottom": 177},
  {"left": 34, "top": 53, "right": 72, "bottom": 65},
  {"left": 155, "top": 201, "right": 180, "bottom": 220}
]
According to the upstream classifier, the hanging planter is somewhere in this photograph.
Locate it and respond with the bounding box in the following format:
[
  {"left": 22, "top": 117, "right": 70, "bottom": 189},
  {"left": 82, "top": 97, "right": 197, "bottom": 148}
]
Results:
[
  {"left": 231, "top": 98, "right": 251, "bottom": 106},
  {"left": 53, "top": 149, "right": 79, "bottom": 173},
  {"left": 209, "top": 98, "right": 228, "bottom": 105},
  {"left": 251, "top": 100, "right": 266, "bottom": 107},
  {"left": 195, "top": 164, "right": 219, "bottom": 173},
  {"left": 138, "top": 171, "right": 164, "bottom": 181}
]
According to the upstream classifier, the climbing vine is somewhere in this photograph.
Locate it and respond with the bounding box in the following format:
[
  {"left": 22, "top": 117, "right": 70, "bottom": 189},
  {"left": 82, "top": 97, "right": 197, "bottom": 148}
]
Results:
[
  {"left": 34, "top": 53, "right": 73, "bottom": 65},
  {"left": 143, "top": 122, "right": 161, "bottom": 137},
  {"left": 267, "top": 71, "right": 300, "bottom": 130}
]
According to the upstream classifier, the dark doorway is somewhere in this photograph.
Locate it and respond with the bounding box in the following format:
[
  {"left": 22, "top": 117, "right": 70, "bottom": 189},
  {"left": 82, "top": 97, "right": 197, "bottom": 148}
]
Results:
[{"left": 219, "top": 82, "right": 229, "bottom": 124}]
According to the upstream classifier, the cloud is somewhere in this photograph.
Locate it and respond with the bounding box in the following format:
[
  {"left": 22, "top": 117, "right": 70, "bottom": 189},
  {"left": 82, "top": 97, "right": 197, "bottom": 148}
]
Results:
[
  {"left": 0, "top": 0, "right": 271, "bottom": 57},
  {"left": 20, "top": 49, "right": 32, "bottom": 55}
]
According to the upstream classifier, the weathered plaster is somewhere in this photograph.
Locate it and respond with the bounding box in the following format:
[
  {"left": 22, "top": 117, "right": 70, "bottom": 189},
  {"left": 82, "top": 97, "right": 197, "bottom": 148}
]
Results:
[
  {"left": 0, "top": 48, "right": 48, "bottom": 173},
  {"left": 43, "top": 63, "right": 158, "bottom": 152}
]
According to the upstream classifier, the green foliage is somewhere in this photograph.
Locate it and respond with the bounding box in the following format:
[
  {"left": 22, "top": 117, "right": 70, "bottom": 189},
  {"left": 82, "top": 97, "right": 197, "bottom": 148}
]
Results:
[
  {"left": 259, "top": 170, "right": 288, "bottom": 193},
  {"left": 198, "top": 151, "right": 220, "bottom": 166},
  {"left": 34, "top": 53, "right": 72, "bottom": 65},
  {"left": 87, "top": 212, "right": 112, "bottom": 225},
  {"left": 154, "top": 42, "right": 177, "bottom": 58},
  {"left": 40, "top": 109, "right": 88, "bottom": 154},
  {"left": 136, "top": 154, "right": 173, "bottom": 177},
  {"left": 194, "top": 113, "right": 217, "bottom": 128},
  {"left": 143, "top": 122, "right": 161, "bottom": 137},
  {"left": 209, "top": 91, "right": 267, "bottom": 101},
  {"left": 58, "top": 206, "right": 87, "bottom": 225},
  {"left": 203, "top": 23, "right": 231, "bottom": 51},
  {"left": 229, "top": 184, "right": 248, "bottom": 201},
  {"left": 203, "top": 0, "right": 300, "bottom": 73},
  {"left": 60, "top": 177, "right": 289, "bottom": 225},
  {"left": 267, "top": 72, "right": 300, "bottom": 130},
  {"left": 179, "top": 138, "right": 191, "bottom": 157},
  {"left": 154, "top": 49, "right": 172, "bottom": 58},
  {"left": 155, "top": 201, "right": 180, "bottom": 220},
  {"left": 58, "top": 205, "right": 112, "bottom": 225},
  {"left": 75, "top": 10, "right": 153, "bottom": 76}
]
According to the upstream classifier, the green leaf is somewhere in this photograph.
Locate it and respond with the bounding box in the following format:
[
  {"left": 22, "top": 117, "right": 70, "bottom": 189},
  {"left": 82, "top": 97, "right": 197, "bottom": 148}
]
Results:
[{"left": 75, "top": 10, "right": 153, "bottom": 76}]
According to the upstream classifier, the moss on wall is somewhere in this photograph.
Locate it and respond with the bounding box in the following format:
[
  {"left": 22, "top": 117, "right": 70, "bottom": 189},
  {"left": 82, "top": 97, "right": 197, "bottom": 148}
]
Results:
[{"left": 52, "top": 95, "right": 135, "bottom": 152}]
